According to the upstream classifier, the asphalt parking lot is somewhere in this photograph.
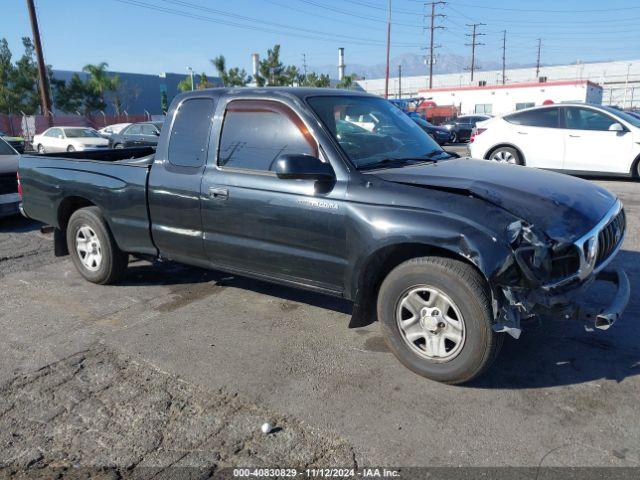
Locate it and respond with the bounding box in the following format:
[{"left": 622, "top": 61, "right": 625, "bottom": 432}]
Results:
[{"left": 1, "top": 161, "right": 639, "bottom": 471}]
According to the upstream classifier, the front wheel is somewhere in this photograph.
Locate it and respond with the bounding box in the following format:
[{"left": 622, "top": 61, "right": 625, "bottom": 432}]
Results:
[
  {"left": 37, "top": 144, "right": 45, "bottom": 154},
  {"left": 113, "top": 143, "right": 124, "bottom": 149},
  {"left": 67, "top": 145, "right": 76, "bottom": 152},
  {"left": 451, "top": 132, "right": 458, "bottom": 144},
  {"left": 66, "top": 207, "right": 128, "bottom": 284},
  {"left": 377, "top": 257, "right": 503, "bottom": 384}
]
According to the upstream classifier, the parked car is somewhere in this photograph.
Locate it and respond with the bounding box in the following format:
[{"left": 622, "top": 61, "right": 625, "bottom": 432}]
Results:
[
  {"left": 0, "top": 130, "right": 26, "bottom": 153},
  {"left": 97, "top": 123, "right": 131, "bottom": 137},
  {"left": 0, "top": 137, "right": 20, "bottom": 217},
  {"left": 410, "top": 116, "right": 454, "bottom": 145},
  {"left": 442, "top": 115, "right": 491, "bottom": 143},
  {"left": 18, "top": 88, "right": 628, "bottom": 384},
  {"left": 32, "top": 127, "right": 109, "bottom": 153},
  {"left": 108, "top": 121, "right": 163, "bottom": 149},
  {"left": 469, "top": 104, "right": 640, "bottom": 177}
]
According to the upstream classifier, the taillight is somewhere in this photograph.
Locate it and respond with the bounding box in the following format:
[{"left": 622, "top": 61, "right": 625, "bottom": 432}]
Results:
[
  {"left": 17, "top": 172, "right": 22, "bottom": 199},
  {"left": 469, "top": 128, "right": 486, "bottom": 143}
]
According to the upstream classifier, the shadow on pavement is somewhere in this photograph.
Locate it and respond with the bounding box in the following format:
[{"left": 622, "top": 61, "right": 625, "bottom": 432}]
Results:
[{"left": 0, "top": 215, "right": 42, "bottom": 233}]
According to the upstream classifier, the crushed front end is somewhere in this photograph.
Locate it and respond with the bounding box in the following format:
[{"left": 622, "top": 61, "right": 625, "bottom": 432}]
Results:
[{"left": 490, "top": 200, "right": 628, "bottom": 338}]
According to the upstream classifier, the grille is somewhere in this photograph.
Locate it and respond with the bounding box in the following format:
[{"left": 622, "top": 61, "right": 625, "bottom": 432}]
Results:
[
  {"left": 0, "top": 173, "right": 18, "bottom": 195},
  {"left": 596, "top": 208, "right": 625, "bottom": 267}
]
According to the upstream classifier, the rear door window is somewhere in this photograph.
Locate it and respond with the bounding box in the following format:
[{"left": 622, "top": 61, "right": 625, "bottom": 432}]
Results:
[
  {"left": 126, "top": 125, "right": 141, "bottom": 135},
  {"left": 168, "top": 98, "right": 215, "bottom": 167},
  {"left": 218, "top": 100, "right": 318, "bottom": 172},
  {"left": 505, "top": 108, "right": 560, "bottom": 128}
]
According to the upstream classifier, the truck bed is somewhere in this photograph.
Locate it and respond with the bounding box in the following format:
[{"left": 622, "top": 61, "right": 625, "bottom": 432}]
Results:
[{"left": 19, "top": 148, "right": 157, "bottom": 256}]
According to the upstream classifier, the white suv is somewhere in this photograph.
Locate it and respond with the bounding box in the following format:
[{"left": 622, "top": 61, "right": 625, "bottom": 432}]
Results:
[{"left": 469, "top": 104, "right": 640, "bottom": 178}]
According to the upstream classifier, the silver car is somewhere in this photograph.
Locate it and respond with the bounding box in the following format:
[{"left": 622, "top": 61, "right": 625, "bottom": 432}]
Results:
[{"left": 0, "top": 137, "right": 20, "bottom": 218}]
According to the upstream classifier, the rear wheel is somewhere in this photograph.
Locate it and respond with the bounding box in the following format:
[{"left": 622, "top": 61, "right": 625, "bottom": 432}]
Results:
[
  {"left": 66, "top": 207, "right": 128, "bottom": 284},
  {"left": 377, "top": 256, "right": 503, "bottom": 384},
  {"left": 490, "top": 146, "right": 522, "bottom": 165},
  {"left": 451, "top": 132, "right": 458, "bottom": 144}
]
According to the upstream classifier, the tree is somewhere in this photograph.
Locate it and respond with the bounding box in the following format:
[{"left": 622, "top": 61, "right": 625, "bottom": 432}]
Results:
[
  {"left": 51, "top": 73, "right": 86, "bottom": 113},
  {"left": 211, "top": 54, "right": 250, "bottom": 87},
  {"left": 0, "top": 37, "right": 41, "bottom": 114},
  {"left": 255, "top": 44, "right": 288, "bottom": 86},
  {"left": 177, "top": 75, "right": 193, "bottom": 92},
  {"left": 196, "top": 72, "right": 213, "bottom": 90},
  {"left": 337, "top": 73, "right": 358, "bottom": 90},
  {"left": 299, "top": 72, "right": 330, "bottom": 88},
  {"left": 82, "top": 62, "right": 119, "bottom": 112}
]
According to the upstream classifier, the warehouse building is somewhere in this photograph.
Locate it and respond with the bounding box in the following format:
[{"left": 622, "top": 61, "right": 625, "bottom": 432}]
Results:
[{"left": 357, "top": 58, "right": 640, "bottom": 109}]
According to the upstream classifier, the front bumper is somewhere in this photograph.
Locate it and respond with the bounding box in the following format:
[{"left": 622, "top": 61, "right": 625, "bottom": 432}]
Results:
[
  {"left": 539, "top": 267, "right": 630, "bottom": 332},
  {"left": 575, "top": 268, "right": 630, "bottom": 331}
]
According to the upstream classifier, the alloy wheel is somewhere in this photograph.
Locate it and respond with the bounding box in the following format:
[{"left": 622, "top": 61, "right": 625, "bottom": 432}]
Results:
[{"left": 75, "top": 226, "right": 102, "bottom": 271}]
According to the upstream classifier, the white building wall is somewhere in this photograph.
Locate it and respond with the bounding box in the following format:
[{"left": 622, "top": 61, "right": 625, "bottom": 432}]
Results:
[
  {"left": 423, "top": 82, "right": 602, "bottom": 116},
  {"left": 357, "top": 59, "right": 640, "bottom": 108}
]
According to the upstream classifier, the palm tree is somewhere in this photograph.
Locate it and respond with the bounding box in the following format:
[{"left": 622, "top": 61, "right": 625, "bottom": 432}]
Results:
[{"left": 82, "top": 62, "right": 119, "bottom": 104}]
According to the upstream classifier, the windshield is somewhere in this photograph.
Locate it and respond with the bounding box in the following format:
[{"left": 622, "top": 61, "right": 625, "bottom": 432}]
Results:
[
  {"left": 600, "top": 106, "right": 640, "bottom": 129},
  {"left": 0, "top": 138, "right": 16, "bottom": 155},
  {"left": 64, "top": 128, "right": 100, "bottom": 138},
  {"left": 307, "top": 96, "right": 445, "bottom": 169}
]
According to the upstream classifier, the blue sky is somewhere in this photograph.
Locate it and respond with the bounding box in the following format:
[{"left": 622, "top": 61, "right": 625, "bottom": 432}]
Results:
[{"left": 3, "top": 0, "right": 640, "bottom": 77}]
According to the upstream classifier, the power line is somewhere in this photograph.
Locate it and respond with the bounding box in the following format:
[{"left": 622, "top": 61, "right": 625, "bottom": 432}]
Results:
[
  {"left": 449, "top": 2, "right": 640, "bottom": 13},
  {"left": 112, "top": 0, "right": 424, "bottom": 47},
  {"left": 424, "top": 1, "right": 445, "bottom": 89},
  {"left": 465, "top": 22, "right": 485, "bottom": 82}
]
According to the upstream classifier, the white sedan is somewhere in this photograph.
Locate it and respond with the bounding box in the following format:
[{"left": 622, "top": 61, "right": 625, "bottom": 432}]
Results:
[
  {"left": 469, "top": 104, "right": 640, "bottom": 178},
  {"left": 32, "top": 127, "right": 109, "bottom": 153}
]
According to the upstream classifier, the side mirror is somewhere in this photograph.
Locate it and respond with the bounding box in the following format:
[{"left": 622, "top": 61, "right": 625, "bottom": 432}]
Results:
[
  {"left": 609, "top": 122, "right": 625, "bottom": 132},
  {"left": 154, "top": 130, "right": 160, "bottom": 136},
  {"left": 275, "top": 154, "right": 335, "bottom": 181}
]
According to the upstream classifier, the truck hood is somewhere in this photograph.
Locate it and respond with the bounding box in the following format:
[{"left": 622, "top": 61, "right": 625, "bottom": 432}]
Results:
[{"left": 370, "top": 158, "right": 617, "bottom": 242}]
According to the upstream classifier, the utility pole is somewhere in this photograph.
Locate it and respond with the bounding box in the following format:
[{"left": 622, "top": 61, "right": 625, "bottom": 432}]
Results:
[
  {"left": 301, "top": 53, "right": 308, "bottom": 80},
  {"left": 384, "top": 0, "right": 391, "bottom": 98},
  {"left": 501, "top": 30, "right": 507, "bottom": 85},
  {"left": 623, "top": 63, "right": 632, "bottom": 109},
  {"left": 25, "top": 0, "right": 52, "bottom": 119},
  {"left": 535, "top": 38, "right": 542, "bottom": 79},
  {"left": 398, "top": 64, "right": 402, "bottom": 98},
  {"left": 465, "top": 23, "right": 485, "bottom": 83},
  {"left": 424, "top": 1, "right": 445, "bottom": 90}
]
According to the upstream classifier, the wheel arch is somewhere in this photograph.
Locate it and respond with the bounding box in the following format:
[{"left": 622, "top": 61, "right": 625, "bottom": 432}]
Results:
[
  {"left": 630, "top": 152, "right": 640, "bottom": 178},
  {"left": 54, "top": 196, "right": 98, "bottom": 256},
  {"left": 349, "top": 241, "right": 494, "bottom": 327},
  {"left": 485, "top": 143, "right": 526, "bottom": 165}
]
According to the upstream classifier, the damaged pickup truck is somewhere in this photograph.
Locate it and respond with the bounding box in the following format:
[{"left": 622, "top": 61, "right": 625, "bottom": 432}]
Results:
[{"left": 18, "top": 89, "right": 629, "bottom": 384}]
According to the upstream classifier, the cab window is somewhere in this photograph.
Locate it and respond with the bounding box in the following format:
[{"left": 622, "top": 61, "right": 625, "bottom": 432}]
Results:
[{"left": 218, "top": 100, "right": 317, "bottom": 172}]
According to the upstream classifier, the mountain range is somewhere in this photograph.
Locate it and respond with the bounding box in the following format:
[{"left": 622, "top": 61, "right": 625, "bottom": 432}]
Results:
[{"left": 311, "top": 52, "right": 533, "bottom": 80}]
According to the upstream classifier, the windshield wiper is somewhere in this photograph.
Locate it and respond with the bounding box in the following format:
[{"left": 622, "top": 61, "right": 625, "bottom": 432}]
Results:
[{"left": 358, "top": 158, "right": 418, "bottom": 170}]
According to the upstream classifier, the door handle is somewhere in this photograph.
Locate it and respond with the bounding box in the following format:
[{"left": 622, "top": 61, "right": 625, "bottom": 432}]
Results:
[
  {"left": 569, "top": 134, "right": 581, "bottom": 138},
  {"left": 209, "top": 187, "right": 229, "bottom": 200},
  {"left": 517, "top": 131, "right": 528, "bottom": 135}
]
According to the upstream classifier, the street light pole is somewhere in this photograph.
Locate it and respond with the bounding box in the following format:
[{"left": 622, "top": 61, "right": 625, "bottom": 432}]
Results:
[{"left": 384, "top": 0, "right": 391, "bottom": 99}]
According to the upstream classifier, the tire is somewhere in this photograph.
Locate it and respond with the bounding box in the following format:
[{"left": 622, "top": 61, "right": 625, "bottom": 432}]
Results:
[
  {"left": 66, "top": 207, "right": 128, "bottom": 284},
  {"left": 489, "top": 146, "right": 522, "bottom": 165},
  {"left": 67, "top": 145, "right": 76, "bottom": 152},
  {"left": 37, "top": 144, "right": 45, "bottom": 154},
  {"left": 377, "top": 256, "right": 503, "bottom": 384},
  {"left": 114, "top": 143, "right": 123, "bottom": 149},
  {"left": 451, "top": 132, "right": 458, "bottom": 144}
]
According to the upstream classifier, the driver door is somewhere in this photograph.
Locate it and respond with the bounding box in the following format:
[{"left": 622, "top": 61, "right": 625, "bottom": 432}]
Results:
[{"left": 200, "top": 99, "right": 348, "bottom": 291}]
